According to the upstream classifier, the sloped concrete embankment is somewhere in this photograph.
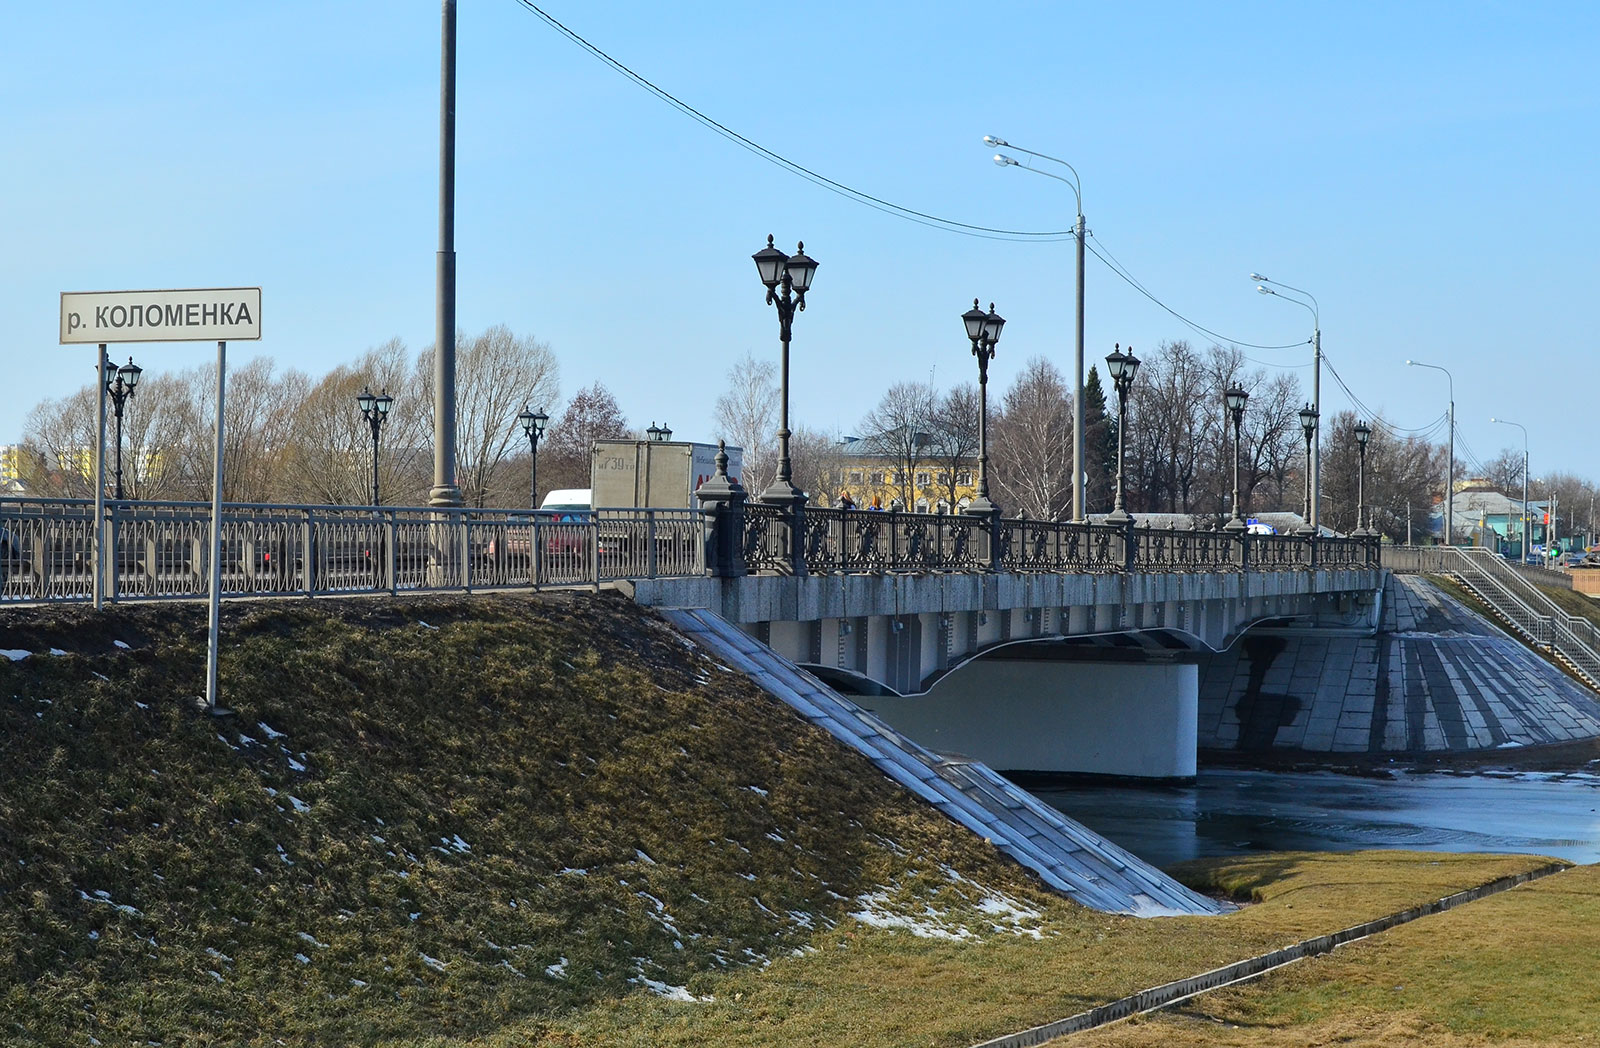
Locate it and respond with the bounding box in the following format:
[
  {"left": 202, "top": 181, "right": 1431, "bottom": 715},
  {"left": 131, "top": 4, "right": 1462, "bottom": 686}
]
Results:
[{"left": 1198, "top": 574, "right": 1600, "bottom": 754}]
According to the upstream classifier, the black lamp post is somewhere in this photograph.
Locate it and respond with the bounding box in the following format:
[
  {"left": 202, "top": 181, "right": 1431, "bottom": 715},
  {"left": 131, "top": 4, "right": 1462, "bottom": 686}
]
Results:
[
  {"left": 1297, "top": 403, "right": 1320, "bottom": 535},
  {"left": 646, "top": 422, "right": 672, "bottom": 442},
  {"left": 1224, "top": 384, "right": 1249, "bottom": 533},
  {"left": 518, "top": 405, "right": 548, "bottom": 509},
  {"left": 104, "top": 355, "right": 142, "bottom": 500},
  {"left": 357, "top": 387, "right": 393, "bottom": 506},
  {"left": 1353, "top": 420, "right": 1372, "bottom": 536},
  {"left": 962, "top": 299, "right": 1005, "bottom": 516},
  {"left": 1104, "top": 343, "right": 1141, "bottom": 525},
  {"left": 752, "top": 234, "right": 818, "bottom": 504}
]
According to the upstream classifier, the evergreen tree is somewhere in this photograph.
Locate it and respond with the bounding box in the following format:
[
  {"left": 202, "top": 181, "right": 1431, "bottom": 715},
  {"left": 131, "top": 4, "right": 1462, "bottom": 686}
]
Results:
[{"left": 1082, "top": 366, "right": 1117, "bottom": 512}]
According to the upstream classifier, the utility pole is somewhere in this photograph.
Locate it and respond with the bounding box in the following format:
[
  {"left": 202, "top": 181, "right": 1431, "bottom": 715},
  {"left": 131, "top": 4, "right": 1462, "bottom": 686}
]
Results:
[{"left": 429, "top": 0, "right": 462, "bottom": 507}]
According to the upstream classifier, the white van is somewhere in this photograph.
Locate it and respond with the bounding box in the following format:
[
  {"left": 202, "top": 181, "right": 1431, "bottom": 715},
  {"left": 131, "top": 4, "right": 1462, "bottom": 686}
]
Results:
[{"left": 539, "top": 488, "right": 592, "bottom": 515}]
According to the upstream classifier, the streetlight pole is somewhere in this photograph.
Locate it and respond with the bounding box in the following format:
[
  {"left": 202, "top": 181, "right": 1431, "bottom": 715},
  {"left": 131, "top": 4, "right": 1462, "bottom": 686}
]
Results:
[
  {"left": 988, "top": 137, "right": 1087, "bottom": 521},
  {"left": 1491, "top": 416, "right": 1528, "bottom": 561},
  {"left": 1251, "top": 275, "right": 1321, "bottom": 530},
  {"left": 1224, "top": 385, "right": 1249, "bottom": 532},
  {"left": 1104, "top": 344, "right": 1141, "bottom": 525},
  {"left": 1297, "top": 404, "right": 1319, "bottom": 534},
  {"left": 1407, "top": 359, "right": 1455, "bottom": 545},
  {"left": 1353, "top": 420, "right": 1372, "bottom": 536},
  {"left": 961, "top": 299, "right": 1006, "bottom": 517},
  {"left": 518, "top": 405, "right": 548, "bottom": 510},
  {"left": 357, "top": 387, "right": 393, "bottom": 507},
  {"left": 430, "top": 0, "right": 462, "bottom": 508},
  {"left": 104, "top": 354, "right": 142, "bottom": 500},
  {"left": 751, "top": 235, "right": 818, "bottom": 504}
]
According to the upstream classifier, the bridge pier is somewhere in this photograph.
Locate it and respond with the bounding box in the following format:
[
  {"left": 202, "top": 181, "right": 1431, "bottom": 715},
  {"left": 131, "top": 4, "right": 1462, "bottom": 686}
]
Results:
[{"left": 862, "top": 653, "right": 1200, "bottom": 780}]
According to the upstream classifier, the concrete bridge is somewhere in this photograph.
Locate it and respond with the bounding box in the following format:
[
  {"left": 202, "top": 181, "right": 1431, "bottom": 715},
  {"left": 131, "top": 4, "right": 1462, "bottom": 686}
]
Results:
[{"left": 625, "top": 455, "right": 1384, "bottom": 780}]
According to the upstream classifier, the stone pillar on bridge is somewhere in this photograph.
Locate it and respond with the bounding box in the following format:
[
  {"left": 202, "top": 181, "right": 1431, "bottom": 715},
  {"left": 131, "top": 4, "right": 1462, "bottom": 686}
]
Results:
[{"left": 696, "top": 442, "right": 747, "bottom": 578}]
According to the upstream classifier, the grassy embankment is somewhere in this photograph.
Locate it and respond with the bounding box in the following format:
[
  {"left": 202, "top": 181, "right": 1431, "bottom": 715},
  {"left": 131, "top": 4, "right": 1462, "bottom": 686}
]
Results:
[{"left": 1, "top": 593, "right": 1592, "bottom": 1047}]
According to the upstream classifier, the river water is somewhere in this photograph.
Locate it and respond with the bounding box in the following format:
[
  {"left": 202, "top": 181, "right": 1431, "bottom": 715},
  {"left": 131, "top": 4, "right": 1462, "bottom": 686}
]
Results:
[{"left": 1032, "top": 767, "right": 1600, "bottom": 869}]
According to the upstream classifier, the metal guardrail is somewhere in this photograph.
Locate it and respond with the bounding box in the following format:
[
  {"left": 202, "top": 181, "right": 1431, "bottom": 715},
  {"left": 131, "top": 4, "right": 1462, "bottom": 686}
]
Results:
[
  {"left": 1385, "top": 544, "right": 1600, "bottom": 689},
  {"left": 0, "top": 498, "right": 704, "bottom": 604},
  {"left": 0, "top": 496, "right": 1383, "bottom": 607}
]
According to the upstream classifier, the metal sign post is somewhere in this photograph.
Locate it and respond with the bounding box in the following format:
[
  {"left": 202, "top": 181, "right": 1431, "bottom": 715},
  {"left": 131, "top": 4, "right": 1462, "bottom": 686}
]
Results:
[{"left": 61, "top": 288, "right": 261, "bottom": 714}]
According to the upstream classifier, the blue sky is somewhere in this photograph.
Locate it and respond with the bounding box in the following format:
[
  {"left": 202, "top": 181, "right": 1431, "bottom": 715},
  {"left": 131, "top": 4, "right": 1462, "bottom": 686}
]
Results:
[{"left": 4, "top": 2, "right": 1597, "bottom": 479}]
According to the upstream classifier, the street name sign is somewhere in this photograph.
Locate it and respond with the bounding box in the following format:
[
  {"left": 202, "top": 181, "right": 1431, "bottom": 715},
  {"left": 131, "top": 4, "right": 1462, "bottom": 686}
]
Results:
[{"left": 60, "top": 287, "right": 262, "bottom": 344}]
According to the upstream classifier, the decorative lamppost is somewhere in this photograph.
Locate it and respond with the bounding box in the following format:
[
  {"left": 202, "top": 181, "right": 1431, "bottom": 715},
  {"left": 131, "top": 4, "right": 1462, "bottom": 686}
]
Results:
[
  {"left": 1223, "top": 384, "right": 1249, "bottom": 532},
  {"left": 357, "top": 387, "right": 393, "bottom": 507},
  {"left": 518, "top": 405, "right": 548, "bottom": 509},
  {"left": 961, "top": 299, "right": 1006, "bottom": 516},
  {"left": 1297, "top": 403, "right": 1319, "bottom": 535},
  {"left": 752, "top": 234, "right": 818, "bottom": 504},
  {"left": 1104, "top": 343, "right": 1141, "bottom": 525},
  {"left": 104, "top": 355, "right": 142, "bottom": 500},
  {"left": 646, "top": 422, "right": 673, "bottom": 442},
  {"left": 1353, "top": 420, "right": 1372, "bottom": 535}
]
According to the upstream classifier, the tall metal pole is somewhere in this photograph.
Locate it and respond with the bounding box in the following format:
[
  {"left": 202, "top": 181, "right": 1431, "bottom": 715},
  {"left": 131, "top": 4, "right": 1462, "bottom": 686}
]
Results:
[
  {"left": 1073, "top": 211, "right": 1086, "bottom": 521},
  {"left": 1446, "top": 394, "right": 1455, "bottom": 546},
  {"left": 529, "top": 430, "right": 539, "bottom": 510},
  {"left": 1525, "top": 452, "right": 1531, "bottom": 559},
  {"left": 429, "top": 0, "right": 462, "bottom": 507},
  {"left": 371, "top": 426, "right": 381, "bottom": 508},
  {"left": 1311, "top": 327, "right": 1322, "bottom": 530},
  {"left": 205, "top": 341, "right": 228, "bottom": 714},
  {"left": 93, "top": 346, "right": 108, "bottom": 610}
]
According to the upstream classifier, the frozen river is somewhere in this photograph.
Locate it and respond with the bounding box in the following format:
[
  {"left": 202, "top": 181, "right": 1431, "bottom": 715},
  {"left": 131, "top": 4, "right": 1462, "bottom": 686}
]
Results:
[{"left": 1032, "top": 767, "right": 1600, "bottom": 868}]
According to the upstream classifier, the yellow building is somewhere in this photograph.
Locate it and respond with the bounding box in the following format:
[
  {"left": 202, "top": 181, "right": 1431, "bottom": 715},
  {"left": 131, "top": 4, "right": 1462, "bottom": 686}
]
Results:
[{"left": 834, "top": 437, "right": 978, "bottom": 512}]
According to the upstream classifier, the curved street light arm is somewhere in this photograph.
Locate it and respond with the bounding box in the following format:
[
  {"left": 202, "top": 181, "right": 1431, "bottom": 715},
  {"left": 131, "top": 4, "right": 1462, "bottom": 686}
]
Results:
[
  {"left": 1406, "top": 359, "right": 1454, "bottom": 401},
  {"left": 1257, "top": 283, "right": 1319, "bottom": 328},
  {"left": 992, "top": 148, "right": 1081, "bottom": 211}
]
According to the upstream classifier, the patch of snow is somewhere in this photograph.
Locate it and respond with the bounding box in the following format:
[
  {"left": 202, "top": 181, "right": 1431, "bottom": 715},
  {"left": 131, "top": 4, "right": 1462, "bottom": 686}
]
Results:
[
  {"left": 418, "top": 620, "right": 438, "bottom": 630},
  {"left": 288, "top": 796, "right": 310, "bottom": 814},
  {"left": 206, "top": 947, "right": 232, "bottom": 963},
  {"left": 257, "top": 721, "right": 286, "bottom": 740},
  {"left": 49, "top": 648, "right": 67, "bottom": 656},
  {"left": 88, "top": 930, "right": 99, "bottom": 941},
  {"left": 237, "top": 733, "right": 257, "bottom": 746},
  {"left": 632, "top": 976, "right": 708, "bottom": 1002},
  {"left": 206, "top": 969, "right": 224, "bottom": 982},
  {"left": 544, "top": 956, "right": 569, "bottom": 978},
  {"left": 113, "top": 640, "right": 130, "bottom": 649},
  {"left": 297, "top": 932, "right": 329, "bottom": 949},
  {"left": 2, "top": 650, "right": 31, "bottom": 661},
  {"left": 371, "top": 834, "right": 386, "bottom": 845},
  {"left": 276, "top": 845, "right": 294, "bottom": 866},
  {"left": 294, "top": 953, "right": 311, "bottom": 965},
  {"left": 737, "top": 872, "right": 756, "bottom": 881},
  {"left": 559, "top": 867, "right": 588, "bottom": 876},
  {"left": 419, "top": 953, "right": 447, "bottom": 972},
  {"left": 634, "top": 848, "right": 655, "bottom": 864},
  {"left": 350, "top": 978, "right": 368, "bottom": 988},
  {"left": 745, "top": 785, "right": 768, "bottom": 797},
  {"left": 133, "top": 700, "right": 147, "bottom": 709},
  {"left": 500, "top": 959, "right": 526, "bottom": 977},
  {"left": 286, "top": 755, "right": 306, "bottom": 772},
  {"left": 764, "top": 831, "right": 785, "bottom": 842},
  {"left": 92, "top": 672, "right": 110, "bottom": 681}
]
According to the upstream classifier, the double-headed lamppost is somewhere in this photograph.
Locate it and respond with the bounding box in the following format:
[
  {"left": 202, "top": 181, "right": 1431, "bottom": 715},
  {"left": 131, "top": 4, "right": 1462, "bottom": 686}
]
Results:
[
  {"left": 518, "top": 405, "right": 548, "bottom": 510},
  {"left": 961, "top": 299, "right": 1006, "bottom": 516},
  {"left": 357, "top": 387, "right": 393, "bottom": 507},
  {"left": 1406, "top": 359, "right": 1455, "bottom": 545},
  {"left": 751, "top": 235, "right": 818, "bottom": 504},
  {"left": 988, "top": 136, "right": 1088, "bottom": 521},
  {"left": 104, "top": 355, "right": 142, "bottom": 500},
  {"left": 1491, "top": 416, "right": 1529, "bottom": 560},
  {"left": 1353, "top": 420, "right": 1372, "bottom": 536},
  {"left": 1252, "top": 275, "right": 1321, "bottom": 529},
  {"left": 1224, "top": 385, "right": 1249, "bottom": 532},
  {"left": 1104, "top": 344, "right": 1141, "bottom": 525},
  {"left": 646, "top": 422, "right": 673, "bottom": 442},
  {"left": 1297, "top": 403, "right": 1320, "bottom": 534}
]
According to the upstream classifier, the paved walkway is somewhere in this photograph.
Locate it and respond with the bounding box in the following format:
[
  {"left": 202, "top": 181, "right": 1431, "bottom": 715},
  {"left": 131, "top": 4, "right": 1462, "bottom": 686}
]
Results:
[{"left": 1198, "top": 575, "right": 1600, "bottom": 754}]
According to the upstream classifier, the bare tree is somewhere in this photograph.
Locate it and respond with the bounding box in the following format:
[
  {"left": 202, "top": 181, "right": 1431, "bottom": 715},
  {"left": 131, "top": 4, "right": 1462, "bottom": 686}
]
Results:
[
  {"left": 415, "top": 325, "right": 560, "bottom": 507},
  {"left": 857, "top": 381, "right": 937, "bottom": 507},
  {"left": 713, "top": 351, "right": 778, "bottom": 495},
  {"left": 927, "top": 383, "right": 980, "bottom": 511},
  {"left": 790, "top": 425, "right": 845, "bottom": 506},
  {"left": 543, "top": 382, "right": 630, "bottom": 492},
  {"left": 990, "top": 357, "right": 1072, "bottom": 519},
  {"left": 1483, "top": 448, "right": 1526, "bottom": 496},
  {"left": 281, "top": 340, "right": 422, "bottom": 505}
]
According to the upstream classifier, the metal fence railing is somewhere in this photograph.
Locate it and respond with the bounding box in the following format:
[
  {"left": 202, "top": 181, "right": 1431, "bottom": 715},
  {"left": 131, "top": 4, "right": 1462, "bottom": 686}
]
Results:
[
  {"left": 0, "top": 498, "right": 705, "bottom": 605},
  {"left": 0, "top": 496, "right": 1384, "bottom": 607}
]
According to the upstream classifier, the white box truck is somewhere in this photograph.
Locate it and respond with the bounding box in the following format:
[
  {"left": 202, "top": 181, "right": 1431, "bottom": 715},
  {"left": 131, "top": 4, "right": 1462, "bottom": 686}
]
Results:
[{"left": 590, "top": 440, "right": 743, "bottom": 509}]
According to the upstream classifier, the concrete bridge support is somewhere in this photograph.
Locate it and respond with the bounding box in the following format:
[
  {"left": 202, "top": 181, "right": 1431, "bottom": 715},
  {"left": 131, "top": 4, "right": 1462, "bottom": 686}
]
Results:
[{"left": 862, "top": 655, "right": 1200, "bottom": 780}]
